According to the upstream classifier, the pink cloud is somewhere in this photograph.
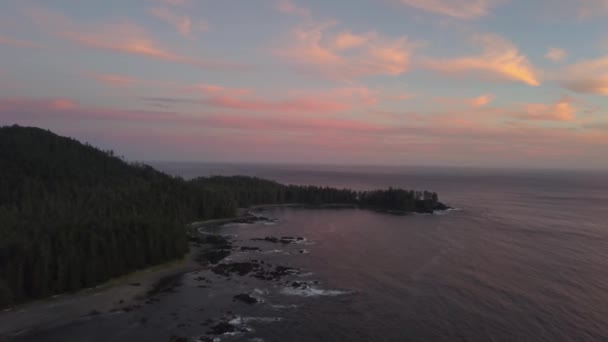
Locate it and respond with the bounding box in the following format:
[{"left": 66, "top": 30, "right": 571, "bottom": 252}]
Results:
[
  {"left": 201, "top": 114, "right": 386, "bottom": 134},
  {"left": 92, "top": 73, "right": 141, "bottom": 87},
  {"left": 517, "top": 97, "right": 577, "bottom": 122},
  {"left": 191, "top": 84, "right": 253, "bottom": 97},
  {"left": 545, "top": 47, "right": 567, "bottom": 62},
  {"left": 62, "top": 21, "right": 236, "bottom": 69},
  {"left": 274, "top": 0, "right": 311, "bottom": 17},
  {"left": 434, "top": 94, "right": 495, "bottom": 108},
  {"left": 422, "top": 34, "right": 540, "bottom": 86},
  {"left": 0, "top": 35, "right": 44, "bottom": 49},
  {"left": 25, "top": 6, "right": 244, "bottom": 70},
  {"left": 185, "top": 84, "right": 376, "bottom": 113},
  {"left": 557, "top": 56, "right": 608, "bottom": 95},
  {"left": 148, "top": 6, "right": 193, "bottom": 38},
  {"left": 4, "top": 96, "right": 608, "bottom": 167},
  {"left": 396, "top": 0, "right": 498, "bottom": 19},
  {"left": 575, "top": 0, "right": 608, "bottom": 18},
  {"left": 332, "top": 31, "right": 371, "bottom": 50},
  {"left": 469, "top": 94, "right": 495, "bottom": 107},
  {"left": 276, "top": 22, "right": 414, "bottom": 80},
  {"left": 161, "top": 0, "right": 191, "bottom": 6},
  {"left": 0, "top": 97, "right": 178, "bottom": 122}
]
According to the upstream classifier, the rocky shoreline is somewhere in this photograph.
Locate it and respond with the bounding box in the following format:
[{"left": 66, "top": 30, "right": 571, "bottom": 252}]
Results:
[{"left": 2, "top": 204, "right": 451, "bottom": 341}]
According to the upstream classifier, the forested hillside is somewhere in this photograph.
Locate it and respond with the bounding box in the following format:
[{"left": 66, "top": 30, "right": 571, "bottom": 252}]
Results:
[
  {"left": 0, "top": 126, "right": 237, "bottom": 307},
  {"left": 0, "top": 125, "right": 446, "bottom": 308}
]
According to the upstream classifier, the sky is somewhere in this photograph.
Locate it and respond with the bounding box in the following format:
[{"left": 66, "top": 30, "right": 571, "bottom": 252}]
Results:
[{"left": 0, "top": 0, "right": 607, "bottom": 169}]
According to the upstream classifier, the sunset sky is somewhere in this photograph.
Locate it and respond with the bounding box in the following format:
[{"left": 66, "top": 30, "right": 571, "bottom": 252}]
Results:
[{"left": 1, "top": 0, "right": 607, "bottom": 168}]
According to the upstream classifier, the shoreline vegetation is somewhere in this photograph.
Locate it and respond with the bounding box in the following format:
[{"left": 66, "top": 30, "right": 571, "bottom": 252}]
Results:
[{"left": 0, "top": 125, "right": 450, "bottom": 313}]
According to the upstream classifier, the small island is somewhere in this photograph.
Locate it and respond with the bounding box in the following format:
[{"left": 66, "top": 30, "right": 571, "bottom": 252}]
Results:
[{"left": 0, "top": 125, "right": 449, "bottom": 309}]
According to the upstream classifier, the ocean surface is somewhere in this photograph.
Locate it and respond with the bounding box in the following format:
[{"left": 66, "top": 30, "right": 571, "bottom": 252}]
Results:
[{"left": 15, "top": 164, "right": 608, "bottom": 341}]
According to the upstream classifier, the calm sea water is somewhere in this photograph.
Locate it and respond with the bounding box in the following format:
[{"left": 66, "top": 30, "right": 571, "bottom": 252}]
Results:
[{"left": 14, "top": 164, "right": 608, "bottom": 341}]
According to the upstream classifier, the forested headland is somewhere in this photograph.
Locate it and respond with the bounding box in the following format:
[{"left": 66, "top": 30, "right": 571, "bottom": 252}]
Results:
[{"left": 0, "top": 125, "right": 447, "bottom": 308}]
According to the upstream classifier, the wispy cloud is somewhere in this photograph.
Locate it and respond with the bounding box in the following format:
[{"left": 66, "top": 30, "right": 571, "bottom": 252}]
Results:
[
  {"left": 276, "top": 21, "right": 414, "bottom": 80},
  {"left": 148, "top": 6, "right": 193, "bottom": 38},
  {"left": 91, "top": 73, "right": 141, "bottom": 87},
  {"left": 469, "top": 94, "right": 495, "bottom": 107},
  {"left": 274, "top": 0, "right": 311, "bottom": 17},
  {"left": 396, "top": 0, "right": 499, "bottom": 19},
  {"left": 25, "top": 5, "right": 244, "bottom": 70},
  {"left": 0, "top": 97, "right": 177, "bottom": 122},
  {"left": 575, "top": 0, "right": 608, "bottom": 19},
  {"left": 0, "top": 35, "right": 44, "bottom": 49},
  {"left": 189, "top": 84, "right": 377, "bottom": 112},
  {"left": 422, "top": 34, "right": 540, "bottom": 86},
  {"left": 545, "top": 47, "right": 567, "bottom": 62}
]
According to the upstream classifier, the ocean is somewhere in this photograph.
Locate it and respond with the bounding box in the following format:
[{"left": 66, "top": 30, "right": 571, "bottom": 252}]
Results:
[{"left": 14, "top": 164, "right": 608, "bottom": 341}]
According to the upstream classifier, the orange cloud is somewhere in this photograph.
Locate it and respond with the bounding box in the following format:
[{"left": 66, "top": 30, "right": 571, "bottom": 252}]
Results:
[
  {"left": 277, "top": 22, "right": 413, "bottom": 80},
  {"left": 469, "top": 94, "right": 495, "bottom": 107},
  {"left": 149, "top": 6, "right": 193, "bottom": 38},
  {"left": 545, "top": 47, "right": 567, "bottom": 62},
  {"left": 61, "top": 21, "right": 233, "bottom": 68},
  {"left": 0, "top": 35, "right": 44, "bottom": 49},
  {"left": 422, "top": 34, "right": 540, "bottom": 86},
  {"left": 333, "top": 32, "right": 371, "bottom": 50},
  {"left": 50, "top": 98, "right": 78, "bottom": 110},
  {"left": 557, "top": 56, "right": 608, "bottom": 95},
  {"left": 517, "top": 97, "right": 577, "bottom": 122},
  {"left": 396, "top": 0, "right": 497, "bottom": 19}
]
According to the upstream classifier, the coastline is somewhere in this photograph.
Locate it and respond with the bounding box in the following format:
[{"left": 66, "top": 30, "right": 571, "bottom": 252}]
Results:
[
  {"left": 0, "top": 207, "right": 259, "bottom": 338},
  {"left": 1, "top": 202, "right": 449, "bottom": 338}
]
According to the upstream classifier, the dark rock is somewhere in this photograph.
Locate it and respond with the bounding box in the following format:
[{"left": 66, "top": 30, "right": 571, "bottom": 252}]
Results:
[
  {"left": 198, "top": 249, "right": 231, "bottom": 264},
  {"left": 272, "top": 265, "right": 299, "bottom": 276},
  {"left": 212, "top": 262, "right": 259, "bottom": 277},
  {"left": 130, "top": 282, "right": 141, "bottom": 286},
  {"left": 232, "top": 215, "right": 276, "bottom": 225},
  {"left": 240, "top": 246, "right": 260, "bottom": 251},
  {"left": 199, "top": 235, "right": 230, "bottom": 246},
  {"left": 252, "top": 236, "right": 305, "bottom": 244},
  {"left": 233, "top": 293, "right": 259, "bottom": 304},
  {"left": 207, "top": 322, "right": 236, "bottom": 335},
  {"left": 147, "top": 274, "right": 183, "bottom": 296}
]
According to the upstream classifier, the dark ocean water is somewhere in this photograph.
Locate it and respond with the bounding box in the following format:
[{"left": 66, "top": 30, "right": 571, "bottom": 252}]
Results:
[
  {"left": 14, "top": 164, "right": 608, "bottom": 341},
  {"left": 155, "top": 163, "right": 608, "bottom": 341}
]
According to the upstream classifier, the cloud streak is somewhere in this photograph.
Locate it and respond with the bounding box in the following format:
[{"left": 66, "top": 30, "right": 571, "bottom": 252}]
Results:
[
  {"left": 25, "top": 5, "right": 244, "bottom": 70},
  {"left": 545, "top": 47, "right": 567, "bottom": 62},
  {"left": 396, "top": 0, "right": 498, "bottom": 19},
  {"left": 0, "top": 35, "right": 44, "bottom": 49},
  {"left": 423, "top": 34, "right": 540, "bottom": 86}
]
